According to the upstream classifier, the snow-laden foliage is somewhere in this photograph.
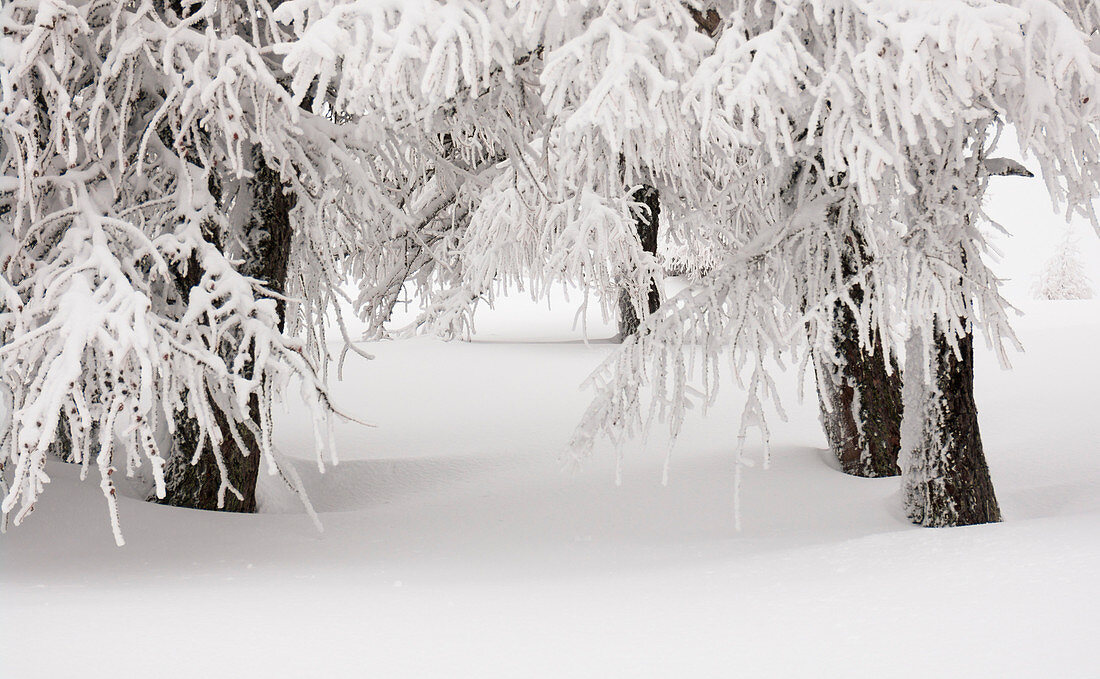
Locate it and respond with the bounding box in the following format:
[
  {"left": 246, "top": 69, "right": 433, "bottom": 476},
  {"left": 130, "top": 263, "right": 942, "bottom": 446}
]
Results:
[
  {"left": 274, "top": 0, "right": 522, "bottom": 338},
  {"left": 4, "top": 0, "right": 1100, "bottom": 537},
  {"left": 274, "top": 0, "right": 720, "bottom": 339},
  {"left": 1032, "top": 233, "right": 1096, "bottom": 299},
  {"left": 457, "top": 1, "right": 714, "bottom": 331},
  {"left": 0, "top": 0, "right": 721, "bottom": 537},
  {"left": 572, "top": 0, "right": 1100, "bottom": 474},
  {"left": 0, "top": 0, "right": 370, "bottom": 542},
  {"left": 1056, "top": 0, "right": 1100, "bottom": 37},
  {"left": 262, "top": 0, "right": 1100, "bottom": 487},
  {"left": 276, "top": 0, "right": 516, "bottom": 123}
]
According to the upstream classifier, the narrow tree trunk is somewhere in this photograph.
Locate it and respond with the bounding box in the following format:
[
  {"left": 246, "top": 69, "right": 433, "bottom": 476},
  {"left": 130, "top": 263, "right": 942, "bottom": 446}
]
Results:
[
  {"left": 617, "top": 185, "right": 662, "bottom": 339},
  {"left": 157, "top": 153, "right": 293, "bottom": 512},
  {"left": 241, "top": 154, "right": 295, "bottom": 329},
  {"left": 900, "top": 324, "right": 1001, "bottom": 526},
  {"left": 813, "top": 222, "right": 903, "bottom": 477},
  {"left": 48, "top": 417, "right": 75, "bottom": 462}
]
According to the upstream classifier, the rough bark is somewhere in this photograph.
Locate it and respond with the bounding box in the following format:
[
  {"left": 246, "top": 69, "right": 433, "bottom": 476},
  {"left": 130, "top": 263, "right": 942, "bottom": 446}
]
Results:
[
  {"left": 900, "top": 325, "right": 1001, "bottom": 527},
  {"left": 617, "top": 185, "right": 662, "bottom": 339},
  {"left": 813, "top": 225, "right": 903, "bottom": 477},
  {"left": 814, "top": 297, "right": 903, "bottom": 477},
  {"left": 157, "top": 153, "right": 293, "bottom": 512},
  {"left": 157, "top": 396, "right": 264, "bottom": 512},
  {"left": 239, "top": 155, "right": 295, "bottom": 331}
]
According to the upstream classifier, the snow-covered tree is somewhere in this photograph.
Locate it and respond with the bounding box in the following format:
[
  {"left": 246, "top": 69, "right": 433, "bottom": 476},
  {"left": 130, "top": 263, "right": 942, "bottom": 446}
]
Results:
[
  {"left": 0, "top": 0, "right": 373, "bottom": 540},
  {"left": 887, "top": 2, "right": 1100, "bottom": 527},
  {"left": 573, "top": 0, "right": 1100, "bottom": 526},
  {"left": 6, "top": 0, "right": 1099, "bottom": 542},
  {"left": 280, "top": 0, "right": 1099, "bottom": 523},
  {"left": 0, "top": 0, "right": 712, "bottom": 539},
  {"left": 1033, "top": 232, "right": 1095, "bottom": 300}
]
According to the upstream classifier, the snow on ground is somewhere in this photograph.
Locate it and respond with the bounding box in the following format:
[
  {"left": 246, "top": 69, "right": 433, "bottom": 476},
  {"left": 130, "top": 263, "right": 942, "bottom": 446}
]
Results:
[{"left": 3, "top": 177, "right": 1100, "bottom": 678}]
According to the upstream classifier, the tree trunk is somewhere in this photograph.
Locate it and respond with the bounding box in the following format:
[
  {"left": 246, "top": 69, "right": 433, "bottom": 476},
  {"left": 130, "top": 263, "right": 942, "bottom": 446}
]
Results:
[
  {"left": 899, "top": 324, "right": 1001, "bottom": 527},
  {"left": 49, "top": 417, "right": 75, "bottom": 463},
  {"left": 814, "top": 293, "right": 903, "bottom": 477},
  {"left": 157, "top": 397, "right": 264, "bottom": 512},
  {"left": 617, "top": 185, "right": 662, "bottom": 339},
  {"left": 813, "top": 223, "right": 903, "bottom": 477},
  {"left": 157, "top": 153, "right": 293, "bottom": 512},
  {"left": 240, "top": 154, "right": 295, "bottom": 330}
]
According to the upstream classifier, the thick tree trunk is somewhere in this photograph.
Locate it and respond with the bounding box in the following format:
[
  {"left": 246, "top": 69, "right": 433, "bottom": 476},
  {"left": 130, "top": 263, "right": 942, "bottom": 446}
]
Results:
[
  {"left": 814, "top": 292, "right": 903, "bottom": 477},
  {"left": 813, "top": 222, "right": 903, "bottom": 477},
  {"left": 157, "top": 398, "right": 264, "bottom": 512},
  {"left": 157, "top": 153, "right": 293, "bottom": 512},
  {"left": 617, "top": 185, "right": 662, "bottom": 339},
  {"left": 899, "top": 324, "right": 1001, "bottom": 527}
]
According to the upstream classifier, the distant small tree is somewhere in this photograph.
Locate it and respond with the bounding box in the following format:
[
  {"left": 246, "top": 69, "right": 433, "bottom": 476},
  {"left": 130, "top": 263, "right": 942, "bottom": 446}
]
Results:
[{"left": 1033, "top": 234, "right": 1095, "bottom": 300}]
